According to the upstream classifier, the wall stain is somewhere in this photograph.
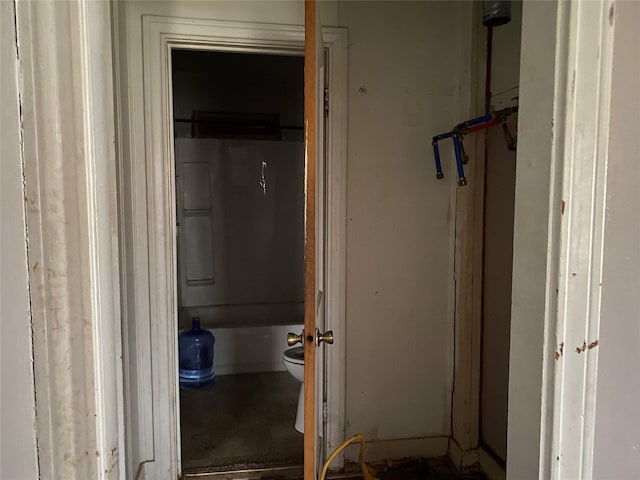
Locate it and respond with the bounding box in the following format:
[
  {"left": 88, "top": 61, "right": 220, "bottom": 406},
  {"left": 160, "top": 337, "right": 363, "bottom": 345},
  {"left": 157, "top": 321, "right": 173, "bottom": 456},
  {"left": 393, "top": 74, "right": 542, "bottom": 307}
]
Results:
[
  {"left": 609, "top": 4, "right": 615, "bottom": 26},
  {"left": 576, "top": 339, "right": 599, "bottom": 354},
  {"left": 561, "top": 200, "right": 566, "bottom": 215},
  {"left": 555, "top": 342, "right": 565, "bottom": 360}
]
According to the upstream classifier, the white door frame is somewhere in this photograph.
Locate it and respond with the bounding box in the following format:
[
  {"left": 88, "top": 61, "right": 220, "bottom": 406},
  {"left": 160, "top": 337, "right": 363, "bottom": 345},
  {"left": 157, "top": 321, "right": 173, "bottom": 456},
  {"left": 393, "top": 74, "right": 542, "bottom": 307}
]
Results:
[
  {"left": 17, "top": 1, "right": 616, "bottom": 478},
  {"left": 15, "top": 1, "right": 123, "bottom": 478},
  {"left": 115, "top": 14, "right": 348, "bottom": 478},
  {"left": 448, "top": 1, "right": 487, "bottom": 471},
  {"left": 452, "top": 1, "right": 617, "bottom": 479},
  {"left": 509, "top": 1, "right": 615, "bottom": 478}
]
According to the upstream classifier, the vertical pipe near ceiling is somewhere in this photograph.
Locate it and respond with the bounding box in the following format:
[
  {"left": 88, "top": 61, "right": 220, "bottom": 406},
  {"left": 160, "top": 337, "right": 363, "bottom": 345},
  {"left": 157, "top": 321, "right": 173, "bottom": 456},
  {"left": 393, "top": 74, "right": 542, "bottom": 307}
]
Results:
[{"left": 483, "top": 1, "right": 512, "bottom": 27}]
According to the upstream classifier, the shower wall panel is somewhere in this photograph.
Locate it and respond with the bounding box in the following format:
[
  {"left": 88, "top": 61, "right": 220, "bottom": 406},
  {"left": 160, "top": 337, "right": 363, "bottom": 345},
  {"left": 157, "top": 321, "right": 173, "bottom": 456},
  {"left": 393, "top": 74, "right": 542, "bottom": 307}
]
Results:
[{"left": 175, "top": 138, "right": 304, "bottom": 328}]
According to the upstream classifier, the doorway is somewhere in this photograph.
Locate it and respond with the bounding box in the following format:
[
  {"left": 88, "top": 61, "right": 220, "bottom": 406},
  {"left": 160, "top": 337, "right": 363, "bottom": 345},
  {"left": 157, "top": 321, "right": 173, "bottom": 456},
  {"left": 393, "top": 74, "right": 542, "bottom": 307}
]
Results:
[
  {"left": 172, "top": 49, "right": 306, "bottom": 471},
  {"left": 114, "top": 13, "right": 348, "bottom": 478}
]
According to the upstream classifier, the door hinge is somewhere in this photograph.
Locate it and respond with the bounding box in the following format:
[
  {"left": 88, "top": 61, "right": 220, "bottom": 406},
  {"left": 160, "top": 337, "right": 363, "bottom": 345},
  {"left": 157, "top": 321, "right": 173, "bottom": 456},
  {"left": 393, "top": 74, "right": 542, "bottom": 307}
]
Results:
[
  {"left": 322, "top": 401, "right": 328, "bottom": 423},
  {"left": 324, "top": 87, "right": 329, "bottom": 116}
]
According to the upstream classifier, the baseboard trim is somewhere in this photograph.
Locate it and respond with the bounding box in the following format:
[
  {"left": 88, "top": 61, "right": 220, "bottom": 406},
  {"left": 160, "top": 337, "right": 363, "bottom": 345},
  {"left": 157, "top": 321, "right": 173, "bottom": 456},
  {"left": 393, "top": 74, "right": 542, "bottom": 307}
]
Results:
[
  {"left": 448, "top": 438, "right": 479, "bottom": 474},
  {"left": 182, "top": 464, "right": 303, "bottom": 479},
  {"left": 448, "top": 439, "right": 505, "bottom": 479},
  {"left": 477, "top": 447, "right": 506, "bottom": 480},
  {"left": 344, "top": 435, "right": 449, "bottom": 463}
]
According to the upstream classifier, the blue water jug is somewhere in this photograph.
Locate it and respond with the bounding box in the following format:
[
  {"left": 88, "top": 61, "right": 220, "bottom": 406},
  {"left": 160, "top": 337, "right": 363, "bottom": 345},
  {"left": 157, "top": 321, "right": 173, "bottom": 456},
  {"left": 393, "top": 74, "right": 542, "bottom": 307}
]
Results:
[{"left": 178, "top": 317, "right": 215, "bottom": 389}]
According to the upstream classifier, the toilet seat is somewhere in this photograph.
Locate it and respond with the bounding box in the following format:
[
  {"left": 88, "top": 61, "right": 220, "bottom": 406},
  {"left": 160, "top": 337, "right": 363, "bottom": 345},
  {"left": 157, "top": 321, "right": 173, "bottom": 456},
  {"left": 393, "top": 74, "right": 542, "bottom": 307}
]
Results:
[{"left": 283, "top": 346, "right": 304, "bottom": 365}]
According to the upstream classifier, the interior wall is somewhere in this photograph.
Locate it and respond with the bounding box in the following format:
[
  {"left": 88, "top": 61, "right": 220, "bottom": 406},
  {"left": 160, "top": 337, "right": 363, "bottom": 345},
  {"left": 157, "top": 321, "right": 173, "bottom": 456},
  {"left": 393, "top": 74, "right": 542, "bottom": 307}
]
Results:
[
  {"left": 200, "top": 324, "right": 303, "bottom": 376},
  {"left": 174, "top": 138, "right": 305, "bottom": 324},
  {"left": 122, "top": 0, "right": 471, "bottom": 456},
  {"left": 0, "top": 1, "right": 39, "bottom": 478},
  {"left": 172, "top": 51, "right": 306, "bottom": 374},
  {"left": 507, "top": 1, "right": 558, "bottom": 476},
  {"left": 593, "top": 0, "right": 640, "bottom": 476},
  {"left": 338, "top": 0, "right": 468, "bottom": 447},
  {"left": 117, "top": 6, "right": 338, "bottom": 476},
  {"left": 125, "top": 1, "right": 337, "bottom": 30},
  {"left": 172, "top": 55, "right": 305, "bottom": 320},
  {"left": 172, "top": 51, "right": 304, "bottom": 140},
  {"left": 480, "top": 0, "right": 522, "bottom": 462}
]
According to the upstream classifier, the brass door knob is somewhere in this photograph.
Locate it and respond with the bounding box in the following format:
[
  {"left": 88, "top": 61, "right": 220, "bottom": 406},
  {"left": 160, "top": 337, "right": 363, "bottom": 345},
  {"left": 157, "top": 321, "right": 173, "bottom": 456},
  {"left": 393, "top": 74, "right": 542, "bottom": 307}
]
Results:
[
  {"left": 287, "top": 331, "right": 304, "bottom": 346},
  {"left": 316, "top": 329, "right": 334, "bottom": 346}
]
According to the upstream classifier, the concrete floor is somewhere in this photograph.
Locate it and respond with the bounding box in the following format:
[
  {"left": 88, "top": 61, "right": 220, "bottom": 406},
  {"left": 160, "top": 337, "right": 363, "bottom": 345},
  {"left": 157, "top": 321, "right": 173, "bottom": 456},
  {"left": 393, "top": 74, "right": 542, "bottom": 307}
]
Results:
[
  {"left": 181, "top": 458, "right": 484, "bottom": 480},
  {"left": 179, "top": 373, "right": 486, "bottom": 480},
  {"left": 180, "top": 371, "right": 303, "bottom": 471},
  {"left": 371, "top": 458, "right": 486, "bottom": 480}
]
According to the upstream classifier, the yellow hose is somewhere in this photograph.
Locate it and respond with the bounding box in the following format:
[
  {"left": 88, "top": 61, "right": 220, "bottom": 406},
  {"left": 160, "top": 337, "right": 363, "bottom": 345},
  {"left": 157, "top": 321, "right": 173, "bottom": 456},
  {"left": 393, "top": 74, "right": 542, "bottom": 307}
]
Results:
[{"left": 319, "top": 433, "right": 379, "bottom": 480}]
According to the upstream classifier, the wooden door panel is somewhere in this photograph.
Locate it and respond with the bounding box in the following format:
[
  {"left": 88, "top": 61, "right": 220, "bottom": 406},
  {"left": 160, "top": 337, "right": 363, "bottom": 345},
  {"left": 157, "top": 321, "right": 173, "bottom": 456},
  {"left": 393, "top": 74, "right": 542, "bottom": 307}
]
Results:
[{"left": 304, "top": 1, "right": 325, "bottom": 478}]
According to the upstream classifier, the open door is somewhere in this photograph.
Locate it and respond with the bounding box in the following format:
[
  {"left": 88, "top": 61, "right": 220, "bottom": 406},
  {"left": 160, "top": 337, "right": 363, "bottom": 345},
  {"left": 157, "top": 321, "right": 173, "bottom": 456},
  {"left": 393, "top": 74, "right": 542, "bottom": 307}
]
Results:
[{"left": 303, "top": 1, "right": 331, "bottom": 478}]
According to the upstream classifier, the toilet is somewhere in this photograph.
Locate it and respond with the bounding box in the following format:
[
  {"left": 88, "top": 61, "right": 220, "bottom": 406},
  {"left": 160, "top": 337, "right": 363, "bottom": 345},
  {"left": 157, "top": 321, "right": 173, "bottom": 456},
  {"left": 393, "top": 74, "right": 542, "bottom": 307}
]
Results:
[{"left": 283, "top": 346, "right": 305, "bottom": 433}]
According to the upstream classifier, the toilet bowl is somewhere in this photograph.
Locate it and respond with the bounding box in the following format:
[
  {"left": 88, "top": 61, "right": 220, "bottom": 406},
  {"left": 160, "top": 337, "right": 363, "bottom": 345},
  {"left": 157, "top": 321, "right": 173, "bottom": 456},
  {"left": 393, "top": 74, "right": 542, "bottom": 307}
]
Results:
[{"left": 283, "top": 346, "right": 305, "bottom": 433}]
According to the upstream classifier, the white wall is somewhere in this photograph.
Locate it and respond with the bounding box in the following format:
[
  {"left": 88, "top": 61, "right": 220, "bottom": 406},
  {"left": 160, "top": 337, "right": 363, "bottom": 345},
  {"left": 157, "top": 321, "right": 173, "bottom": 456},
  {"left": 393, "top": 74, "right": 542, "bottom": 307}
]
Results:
[
  {"left": 185, "top": 324, "right": 304, "bottom": 376},
  {"left": 175, "top": 139, "right": 305, "bottom": 324},
  {"left": 338, "top": 1, "right": 467, "bottom": 447},
  {"left": 507, "top": 1, "right": 558, "bottom": 476},
  {"left": 172, "top": 51, "right": 304, "bottom": 140},
  {"left": 0, "top": 1, "right": 39, "bottom": 478},
  {"left": 172, "top": 52, "right": 306, "bottom": 375},
  {"left": 125, "top": 1, "right": 326, "bottom": 30},
  {"left": 121, "top": 0, "right": 471, "bottom": 458},
  {"left": 593, "top": 1, "right": 640, "bottom": 476}
]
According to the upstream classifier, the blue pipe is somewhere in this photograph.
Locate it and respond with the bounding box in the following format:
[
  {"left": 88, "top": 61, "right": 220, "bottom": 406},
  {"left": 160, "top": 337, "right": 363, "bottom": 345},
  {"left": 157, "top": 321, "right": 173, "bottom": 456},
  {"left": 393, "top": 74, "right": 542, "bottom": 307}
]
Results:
[
  {"left": 433, "top": 131, "right": 453, "bottom": 142},
  {"left": 432, "top": 140, "right": 444, "bottom": 179},
  {"left": 432, "top": 131, "right": 454, "bottom": 178},
  {"left": 452, "top": 134, "right": 467, "bottom": 186},
  {"left": 431, "top": 106, "right": 519, "bottom": 184}
]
